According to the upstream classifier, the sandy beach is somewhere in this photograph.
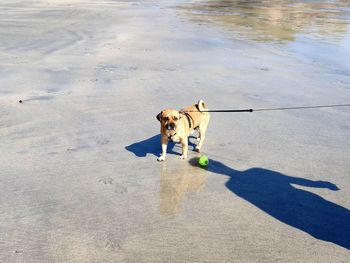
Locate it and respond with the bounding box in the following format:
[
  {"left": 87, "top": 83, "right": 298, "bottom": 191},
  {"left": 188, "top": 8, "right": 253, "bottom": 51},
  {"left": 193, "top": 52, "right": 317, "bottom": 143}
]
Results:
[{"left": 1, "top": 0, "right": 350, "bottom": 262}]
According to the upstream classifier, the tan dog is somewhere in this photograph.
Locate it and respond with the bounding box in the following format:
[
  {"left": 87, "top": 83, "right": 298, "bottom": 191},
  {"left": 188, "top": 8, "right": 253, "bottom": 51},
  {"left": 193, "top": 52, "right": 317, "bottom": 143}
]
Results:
[{"left": 156, "top": 100, "right": 210, "bottom": 161}]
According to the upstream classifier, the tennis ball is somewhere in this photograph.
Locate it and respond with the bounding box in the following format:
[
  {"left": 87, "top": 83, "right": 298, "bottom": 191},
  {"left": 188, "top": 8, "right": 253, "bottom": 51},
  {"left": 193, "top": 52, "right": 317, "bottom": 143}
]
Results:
[{"left": 198, "top": 155, "right": 209, "bottom": 167}]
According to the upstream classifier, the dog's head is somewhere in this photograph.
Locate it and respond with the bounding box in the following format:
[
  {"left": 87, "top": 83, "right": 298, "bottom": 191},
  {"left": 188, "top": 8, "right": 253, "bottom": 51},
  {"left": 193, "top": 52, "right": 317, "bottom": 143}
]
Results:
[{"left": 156, "top": 109, "right": 183, "bottom": 131}]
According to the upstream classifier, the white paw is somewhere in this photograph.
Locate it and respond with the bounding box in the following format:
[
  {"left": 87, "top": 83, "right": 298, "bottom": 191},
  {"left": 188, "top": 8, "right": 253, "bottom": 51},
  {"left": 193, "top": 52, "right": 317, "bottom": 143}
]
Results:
[{"left": 157, "top": 156, "right": 166, "bottom": 162}]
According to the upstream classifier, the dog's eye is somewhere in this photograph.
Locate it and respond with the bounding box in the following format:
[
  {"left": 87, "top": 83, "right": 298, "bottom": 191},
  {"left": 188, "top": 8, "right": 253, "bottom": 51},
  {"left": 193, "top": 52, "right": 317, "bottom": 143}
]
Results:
[
  {"left": 164, "top": 117, "right": 169, "bottom": 121},
  {"left": 173, "top": 117, "right": 178, "bottom": 121}
]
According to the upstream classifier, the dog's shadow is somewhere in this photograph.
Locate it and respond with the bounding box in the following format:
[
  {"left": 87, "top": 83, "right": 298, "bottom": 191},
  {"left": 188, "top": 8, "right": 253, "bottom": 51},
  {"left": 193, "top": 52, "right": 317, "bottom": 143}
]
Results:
[
  {"left": 189, "top": 158, "right": 350, "bottom": 250},
  {"left": 125, "top": 134, "right": 198, "bottom": 157}
]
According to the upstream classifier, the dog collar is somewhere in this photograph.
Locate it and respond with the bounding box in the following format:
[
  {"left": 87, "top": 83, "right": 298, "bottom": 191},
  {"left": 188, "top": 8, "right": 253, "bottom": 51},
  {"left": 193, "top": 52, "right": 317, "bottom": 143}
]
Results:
[{"left": 168, "top": 132, "right": 177, "bottom": 141}]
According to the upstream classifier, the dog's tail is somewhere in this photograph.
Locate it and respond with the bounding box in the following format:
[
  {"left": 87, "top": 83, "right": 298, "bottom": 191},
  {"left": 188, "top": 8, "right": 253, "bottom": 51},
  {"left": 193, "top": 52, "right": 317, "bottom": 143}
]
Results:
[{"left": 197, "top": 99, "right": 208, "bottom": 112}]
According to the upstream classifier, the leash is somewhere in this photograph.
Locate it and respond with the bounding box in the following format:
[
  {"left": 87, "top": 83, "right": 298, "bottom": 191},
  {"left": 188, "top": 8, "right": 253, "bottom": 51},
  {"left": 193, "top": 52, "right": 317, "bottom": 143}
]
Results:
[{"left": 184, "top": 103, "right": 350, "bottom": 113}]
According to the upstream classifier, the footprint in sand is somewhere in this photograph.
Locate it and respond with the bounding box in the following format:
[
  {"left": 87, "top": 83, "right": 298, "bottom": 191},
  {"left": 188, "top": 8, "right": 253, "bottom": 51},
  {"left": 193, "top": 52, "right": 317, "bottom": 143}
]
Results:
[{"left": 99, "top": 178, "right": 114, "bottom": 185}]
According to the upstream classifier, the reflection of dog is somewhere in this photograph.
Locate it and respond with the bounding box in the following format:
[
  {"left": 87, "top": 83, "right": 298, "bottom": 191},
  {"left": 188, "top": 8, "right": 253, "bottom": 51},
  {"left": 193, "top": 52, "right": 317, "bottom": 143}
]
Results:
[
  {"left": 160, "top": 162, "right": 208, "bottom": 216},
  {"left": 156, "top": 100, "right": 210, "bottom": 161}
]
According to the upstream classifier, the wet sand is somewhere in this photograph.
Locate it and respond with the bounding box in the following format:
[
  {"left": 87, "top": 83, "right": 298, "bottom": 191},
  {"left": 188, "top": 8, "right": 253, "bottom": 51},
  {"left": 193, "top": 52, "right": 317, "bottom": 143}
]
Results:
[{"left": 1, "top": 0, "right": 350, "bottom": 262}]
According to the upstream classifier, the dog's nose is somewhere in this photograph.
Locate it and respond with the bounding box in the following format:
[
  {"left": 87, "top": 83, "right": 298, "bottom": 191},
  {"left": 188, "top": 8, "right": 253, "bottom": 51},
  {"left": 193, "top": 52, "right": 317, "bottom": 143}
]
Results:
[{"left": 167, "top": 123, "right": 175, "bottom": 130}]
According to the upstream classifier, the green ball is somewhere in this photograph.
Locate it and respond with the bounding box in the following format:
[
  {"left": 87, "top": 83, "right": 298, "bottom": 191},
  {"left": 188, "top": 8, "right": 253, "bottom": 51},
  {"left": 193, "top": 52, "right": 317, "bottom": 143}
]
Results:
[{"left": 198, "top": 155, "right": 209, "bottom": 167}]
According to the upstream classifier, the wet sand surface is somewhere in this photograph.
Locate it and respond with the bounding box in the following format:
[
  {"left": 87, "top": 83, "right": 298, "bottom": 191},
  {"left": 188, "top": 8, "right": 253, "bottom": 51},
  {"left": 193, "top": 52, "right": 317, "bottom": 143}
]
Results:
[{"left": 1, "top": 0, "right": 350, "bottom": 262}]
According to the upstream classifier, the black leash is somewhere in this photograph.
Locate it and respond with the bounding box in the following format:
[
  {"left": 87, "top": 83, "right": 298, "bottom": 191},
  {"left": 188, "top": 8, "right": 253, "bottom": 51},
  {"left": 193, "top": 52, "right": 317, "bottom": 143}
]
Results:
[{"left": 185, "top": 103, "right": 350, "bottom": 113}]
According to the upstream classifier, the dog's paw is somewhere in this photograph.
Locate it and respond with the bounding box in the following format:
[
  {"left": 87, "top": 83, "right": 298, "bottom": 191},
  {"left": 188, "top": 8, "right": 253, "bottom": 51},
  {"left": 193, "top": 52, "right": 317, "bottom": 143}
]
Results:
[
  {"left": 157, "top": 156, "right": 166, "bottom": 162},
  {"left": 194, "top": 147, "right": 201, "bottom": 153},
  {"left": 179, "top": 155, "right": 187, "bottom": 160}
]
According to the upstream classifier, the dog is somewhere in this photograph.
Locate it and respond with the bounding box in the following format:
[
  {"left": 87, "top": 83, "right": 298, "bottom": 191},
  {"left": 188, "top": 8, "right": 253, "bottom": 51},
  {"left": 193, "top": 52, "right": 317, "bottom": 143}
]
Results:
[{"left": 156, "top": 99, "right": 210, "bottom": 161}]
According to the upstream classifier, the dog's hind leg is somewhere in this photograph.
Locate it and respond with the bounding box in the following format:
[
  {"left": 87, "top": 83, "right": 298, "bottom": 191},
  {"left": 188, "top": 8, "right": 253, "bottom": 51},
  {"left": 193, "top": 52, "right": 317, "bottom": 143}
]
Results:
[{"left": 195, "top": 122, "right": 209, "bottom": 152}]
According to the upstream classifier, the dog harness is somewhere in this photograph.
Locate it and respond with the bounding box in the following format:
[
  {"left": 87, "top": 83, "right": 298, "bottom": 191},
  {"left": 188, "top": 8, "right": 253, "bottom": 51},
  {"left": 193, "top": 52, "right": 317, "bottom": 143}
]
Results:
[
  {"left": 168, "top": 132, "right": 176, "bottom": 141},
  {"left": 184, "top": 112, "right": 193, "bottom": 129},
  {"left": 167, "top": 106, "right": 202, "bottom": 141}
]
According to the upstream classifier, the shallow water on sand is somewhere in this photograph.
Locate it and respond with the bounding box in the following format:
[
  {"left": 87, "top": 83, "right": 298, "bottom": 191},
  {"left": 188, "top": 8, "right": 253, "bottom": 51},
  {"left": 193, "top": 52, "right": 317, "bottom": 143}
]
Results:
[
  {"left": 1, "top": 1, "right": 350, "bottom": 261},
  {"left": 179, "top": 0, "right": 350, "bottom": 79},
  {"left": 180, "top": 0, "right": 350, "bottom": 43}
]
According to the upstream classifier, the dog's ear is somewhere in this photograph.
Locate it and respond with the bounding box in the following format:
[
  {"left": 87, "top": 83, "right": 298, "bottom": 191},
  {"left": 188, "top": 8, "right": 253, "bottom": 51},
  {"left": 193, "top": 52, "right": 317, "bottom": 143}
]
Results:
[{"left": 156, "top": 111, "right": 163, "bottom": 122}]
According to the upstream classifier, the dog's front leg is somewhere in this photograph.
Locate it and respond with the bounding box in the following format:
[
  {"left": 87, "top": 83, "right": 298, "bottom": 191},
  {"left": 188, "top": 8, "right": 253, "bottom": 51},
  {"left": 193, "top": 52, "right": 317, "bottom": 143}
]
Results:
[
  {"left": 179, "top": 138, "right": 188, "bottom": 159},
  {"left": 157, "top": 136, "right": 168, "bottom": 161}
]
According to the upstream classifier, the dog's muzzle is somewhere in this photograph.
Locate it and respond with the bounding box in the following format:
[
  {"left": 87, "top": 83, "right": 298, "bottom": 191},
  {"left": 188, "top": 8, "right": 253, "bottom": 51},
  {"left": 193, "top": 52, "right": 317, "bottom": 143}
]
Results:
[{"left": 166, "top": 123, "right": 176, "bottom": 130}]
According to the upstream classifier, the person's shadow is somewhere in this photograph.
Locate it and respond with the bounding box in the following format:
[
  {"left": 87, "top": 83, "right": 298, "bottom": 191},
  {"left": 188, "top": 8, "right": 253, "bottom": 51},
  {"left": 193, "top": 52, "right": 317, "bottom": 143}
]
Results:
[
  {"left": 189, "top": 158, "right": 350, "bottom": 250},
  {"left": 125, "top": 134, "right": 198, "bottom": 158}
]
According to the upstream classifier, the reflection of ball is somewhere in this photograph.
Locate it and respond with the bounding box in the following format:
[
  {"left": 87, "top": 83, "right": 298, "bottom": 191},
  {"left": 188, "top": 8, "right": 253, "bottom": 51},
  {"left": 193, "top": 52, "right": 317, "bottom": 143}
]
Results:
[{"left": 198, "top": 155, "right": 209, "bottom": 167}]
